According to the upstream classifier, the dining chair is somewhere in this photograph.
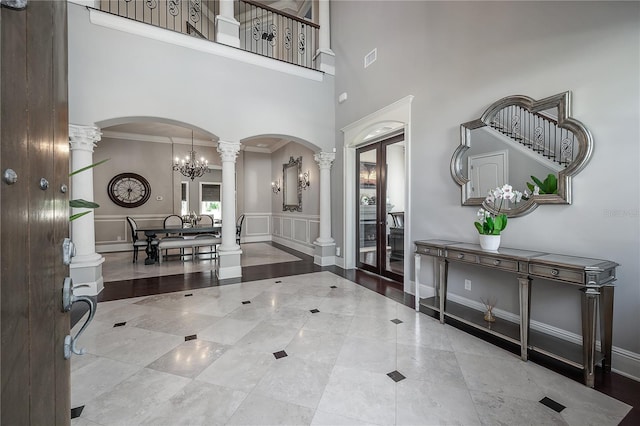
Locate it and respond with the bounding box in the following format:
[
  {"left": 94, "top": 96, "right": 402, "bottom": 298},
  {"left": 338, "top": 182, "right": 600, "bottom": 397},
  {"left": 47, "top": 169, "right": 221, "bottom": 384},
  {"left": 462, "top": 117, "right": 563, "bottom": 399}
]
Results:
[
  {"left": 126, "top": 216, "right": 157, "bottom": 263},
  {"left": 194, "top": 234, "right": 221, "bottom": 260},
  {"left": 236, "top": 214, "right": 245, "bottom": 245},
  {"left": 163, "top": 214, "right": 184, "bottom": 236},
  {"left": 199, "top": 214, "right": 214, "bottom": 226}
]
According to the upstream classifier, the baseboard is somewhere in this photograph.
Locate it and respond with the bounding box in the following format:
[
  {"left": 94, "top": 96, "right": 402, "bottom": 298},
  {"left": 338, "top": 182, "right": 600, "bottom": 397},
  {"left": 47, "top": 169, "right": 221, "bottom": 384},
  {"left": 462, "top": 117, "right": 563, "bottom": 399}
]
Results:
[
  {"left": 97, "top": 242, "right": 130, "bottom": 253},
  {"left": 447, "top": 292, "right": 640, "bottom": 382},
  {"left": 335, "top": 256, "right": 346, "bottom": 269},
  {"left": 271, "top": 235, "right": 314, "bottom": 256},
  {"left": 314, "top": 255, "right": 335, "bottom": 266}
]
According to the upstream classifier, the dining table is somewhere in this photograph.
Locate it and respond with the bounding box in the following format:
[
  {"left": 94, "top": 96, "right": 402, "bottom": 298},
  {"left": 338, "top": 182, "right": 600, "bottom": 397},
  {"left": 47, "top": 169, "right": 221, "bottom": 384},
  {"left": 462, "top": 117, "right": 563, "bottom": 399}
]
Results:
[{"left": 138, "top": 225, "right": 222, "bottom": 265}]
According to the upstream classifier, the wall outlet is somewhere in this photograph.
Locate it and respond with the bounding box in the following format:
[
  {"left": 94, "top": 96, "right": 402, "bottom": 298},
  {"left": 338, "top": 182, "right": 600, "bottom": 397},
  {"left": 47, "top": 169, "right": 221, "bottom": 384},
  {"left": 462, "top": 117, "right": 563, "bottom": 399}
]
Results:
[
  {"left": 464, "top": 279, "right": 472, "bottom": 291},
  {"left": 336, "top": 246, "right": 341, "bottom": 257}
]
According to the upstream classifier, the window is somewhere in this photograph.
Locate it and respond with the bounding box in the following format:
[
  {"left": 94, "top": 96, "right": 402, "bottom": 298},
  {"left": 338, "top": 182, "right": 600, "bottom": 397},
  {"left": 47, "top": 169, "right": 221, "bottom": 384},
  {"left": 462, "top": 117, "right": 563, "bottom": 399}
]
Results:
[
  {"left": 180, "top": 181, "right": 189, "bottom": 216},
  {"left": 200, "top": 182, "right": 221, "bottom": 219}
]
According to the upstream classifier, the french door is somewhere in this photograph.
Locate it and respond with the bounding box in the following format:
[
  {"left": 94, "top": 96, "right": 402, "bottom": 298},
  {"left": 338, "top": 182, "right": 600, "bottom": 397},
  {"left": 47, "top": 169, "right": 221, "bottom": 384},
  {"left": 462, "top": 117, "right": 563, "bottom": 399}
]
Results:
[{"left": 356, "top": 133, "right": 405, "bottom": 281}]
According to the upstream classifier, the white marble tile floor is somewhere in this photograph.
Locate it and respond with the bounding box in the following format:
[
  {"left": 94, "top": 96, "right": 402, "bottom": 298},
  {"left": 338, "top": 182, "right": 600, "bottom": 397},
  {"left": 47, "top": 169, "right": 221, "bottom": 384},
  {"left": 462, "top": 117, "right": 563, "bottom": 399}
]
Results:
[{"left": 71, "top": 271, "right": 631, "bottom": 425}]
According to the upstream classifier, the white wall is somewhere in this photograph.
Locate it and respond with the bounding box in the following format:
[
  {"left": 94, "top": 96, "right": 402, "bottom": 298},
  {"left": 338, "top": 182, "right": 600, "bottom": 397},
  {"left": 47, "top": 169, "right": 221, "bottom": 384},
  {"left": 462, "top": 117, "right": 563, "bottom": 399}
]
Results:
[
  {"left": 332, "top": 1, "right": 640, "bottom": 375},
  {"left": 67, "top": 3, "right": 335, "bottom": 151}
]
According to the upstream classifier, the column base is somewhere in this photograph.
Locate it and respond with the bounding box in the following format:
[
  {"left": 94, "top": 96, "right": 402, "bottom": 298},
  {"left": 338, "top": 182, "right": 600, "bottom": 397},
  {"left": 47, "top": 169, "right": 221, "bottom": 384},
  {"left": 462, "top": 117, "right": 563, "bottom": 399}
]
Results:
[
  {"left": 69, "top": 254, "right": 105, "bottom": 296},
  {"left": 313, "top": 48, "right": 335, "bottom": 75},
  {"left": 313, "top": 240, "right": 336, "bottom": 266},
  {"left": 215, "top": 15, "right": 240, "bottom": 48},
  {"left": 217, "top": 248, "right": 242, "bottom": 279}
]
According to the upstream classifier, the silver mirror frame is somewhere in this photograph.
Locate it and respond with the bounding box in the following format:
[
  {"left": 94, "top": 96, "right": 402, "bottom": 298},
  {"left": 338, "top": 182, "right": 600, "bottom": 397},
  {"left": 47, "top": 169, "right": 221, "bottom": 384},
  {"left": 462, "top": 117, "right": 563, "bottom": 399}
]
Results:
[
  {"left": 451, "top": 91, "right": 593, "bottom": 217},
  {"left": 283, "top": 156, "right": 302, "bottom": 212}
]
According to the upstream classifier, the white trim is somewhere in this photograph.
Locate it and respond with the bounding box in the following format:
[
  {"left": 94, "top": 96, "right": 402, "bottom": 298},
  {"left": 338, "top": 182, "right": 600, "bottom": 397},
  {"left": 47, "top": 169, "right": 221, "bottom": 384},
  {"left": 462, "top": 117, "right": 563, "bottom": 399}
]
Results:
[
  {"left": 272, "top": 235, "right": 315, "bottom": 256},
  {"left": 87, "top": 8, "right": 324, "bottom": 82},
  {"left": 96, "top": 242, "right": 130, "bottom": 253},
  {"left": 447, "top": 292, "right": 640, "bottom": 382},
  {"left": 314, "top": 255, "right": 336, "bottom": 266},
  {"left": 341, "top": 96, "right": 414, "bottom": 294}
]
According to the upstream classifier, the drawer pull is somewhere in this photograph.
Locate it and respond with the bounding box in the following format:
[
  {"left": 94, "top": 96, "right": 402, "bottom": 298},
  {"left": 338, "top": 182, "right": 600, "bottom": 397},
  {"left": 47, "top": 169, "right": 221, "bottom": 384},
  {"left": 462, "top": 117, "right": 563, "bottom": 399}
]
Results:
[
  {"left": 493, "top": 260, "right": 501, "bottom": 266},
  {"left": 457, "top": 253, "right": 464, "bottom": 259},
  {"left": 551, "top": 269, "right": 559, "bottom": 276}
]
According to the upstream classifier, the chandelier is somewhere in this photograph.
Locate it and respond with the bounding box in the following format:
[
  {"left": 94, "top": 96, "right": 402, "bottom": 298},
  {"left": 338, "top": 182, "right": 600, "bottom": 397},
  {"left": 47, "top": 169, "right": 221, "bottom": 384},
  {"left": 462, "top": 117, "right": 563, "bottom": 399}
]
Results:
[{"left": 173, "top": 130, "right": 210, "bottom": 181}]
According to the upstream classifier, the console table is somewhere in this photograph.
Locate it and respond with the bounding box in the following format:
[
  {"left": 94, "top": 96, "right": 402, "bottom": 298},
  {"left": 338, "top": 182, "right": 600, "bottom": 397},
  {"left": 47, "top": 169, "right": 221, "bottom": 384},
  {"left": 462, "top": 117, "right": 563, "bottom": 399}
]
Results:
[{"left": 414, "top": 239, "right": 618, "bottom": 388}]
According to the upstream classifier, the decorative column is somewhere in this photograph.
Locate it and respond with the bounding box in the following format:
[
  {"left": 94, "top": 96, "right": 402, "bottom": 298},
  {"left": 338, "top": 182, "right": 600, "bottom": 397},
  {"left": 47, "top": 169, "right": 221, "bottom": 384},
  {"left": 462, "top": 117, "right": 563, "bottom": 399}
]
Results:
[
  {"left": 313, "top": 151, "right": 336, "bottom": 266},
  {"left": 216, "top": 140, "right": 242, "bottom": 279},
  {"left": 69, "top": 124, "right": 105, "bottom": 296},
  {"left": 314, "top": 0, "right": 335, "bottom": 75},
  {"left": 216, "top": 0, "right": 240, "bottom": 48}
]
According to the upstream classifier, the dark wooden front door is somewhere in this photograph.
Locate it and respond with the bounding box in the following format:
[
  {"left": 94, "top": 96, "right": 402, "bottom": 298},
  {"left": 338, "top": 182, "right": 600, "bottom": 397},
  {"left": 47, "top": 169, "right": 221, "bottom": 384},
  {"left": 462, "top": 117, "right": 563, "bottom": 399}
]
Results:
[{"left": 1, "top": 1, "right": 70, "bottom": 424}]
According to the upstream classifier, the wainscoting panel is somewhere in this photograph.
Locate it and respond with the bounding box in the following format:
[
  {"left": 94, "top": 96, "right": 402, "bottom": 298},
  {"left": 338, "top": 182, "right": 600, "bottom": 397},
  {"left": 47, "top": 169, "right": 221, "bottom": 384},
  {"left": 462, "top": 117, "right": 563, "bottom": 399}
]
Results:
[
  {"left": 95, "top": 214, "right": 167, "bottom": 252},
  {"left": 282, "top": 218, "right": 293, "bottom": 239},
  {"left": 242, "top": 213, "right": 272, "bottom": 243},
  {"left": 294, "top": 219, "right": 308, "bottom": 243},
  {"left": 309, "top": 220, "right": 319, "bottom": 244},
  {"left": 270, "top": 213, "right": 319, "bottom": 255},
  {"left": 272, "top": 216, "right": 281, "bottom": 236}
]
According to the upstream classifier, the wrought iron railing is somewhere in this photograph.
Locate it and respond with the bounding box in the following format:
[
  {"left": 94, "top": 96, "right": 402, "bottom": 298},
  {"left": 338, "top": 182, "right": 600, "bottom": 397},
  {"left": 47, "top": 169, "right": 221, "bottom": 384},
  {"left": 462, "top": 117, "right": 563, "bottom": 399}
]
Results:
[
  {"left": 489, "top": 105, "right": 577, "bottom": 166},
  {"left": 99, "top": 0, "right": 218, "bottom": 40},
  {"left": 97, "top": 1, "right": 319, "bottom": 70},
  {"left": 236, "top": 0, "right": 319, "bottom": 69}
]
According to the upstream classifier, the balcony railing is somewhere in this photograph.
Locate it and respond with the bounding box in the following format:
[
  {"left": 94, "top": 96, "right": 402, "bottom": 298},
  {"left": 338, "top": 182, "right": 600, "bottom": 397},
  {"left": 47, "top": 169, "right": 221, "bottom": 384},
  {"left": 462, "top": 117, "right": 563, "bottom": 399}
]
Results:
[
  {"left": 97, "top": 0, "right": 319, "bottom": 70},
  {"left": 236, "top": 0, "right": 319, "bottom": 69}
]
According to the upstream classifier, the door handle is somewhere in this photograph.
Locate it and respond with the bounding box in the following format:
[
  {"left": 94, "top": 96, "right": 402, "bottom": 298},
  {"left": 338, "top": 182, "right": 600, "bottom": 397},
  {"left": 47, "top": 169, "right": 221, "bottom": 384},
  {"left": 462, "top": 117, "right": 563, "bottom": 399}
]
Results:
[{"left": 62, "top": 277, "right": 96, "bottom": 359}]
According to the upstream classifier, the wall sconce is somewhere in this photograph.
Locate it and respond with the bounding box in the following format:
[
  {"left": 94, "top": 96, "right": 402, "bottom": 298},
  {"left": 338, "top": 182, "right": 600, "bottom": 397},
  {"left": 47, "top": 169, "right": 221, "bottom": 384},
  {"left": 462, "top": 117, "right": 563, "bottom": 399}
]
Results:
[
  {"left": 299, "top": 171, "right": 310, "bottom": 190},
  {"left": 271, "top": 179, "right": 281, "bottom": 194}
]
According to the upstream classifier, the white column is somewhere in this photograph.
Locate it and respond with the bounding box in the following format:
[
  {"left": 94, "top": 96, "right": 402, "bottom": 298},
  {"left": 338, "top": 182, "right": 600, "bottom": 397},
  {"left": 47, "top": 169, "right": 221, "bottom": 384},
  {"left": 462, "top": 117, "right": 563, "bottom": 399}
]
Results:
[
  {"left": 314, "top": 0, "right": 335, "bottom": 75},
  {"left": 313, "top": 151, "right": 336, "bottom": 266},
  {"left": 216, "top": 140, "right": 242, "bottom": 279},
  {"left": 216, "top": 0, "right": 240, "bottom": 48},
  {"left": 69, "top": 124, "right": 105, "bottom": 296}
]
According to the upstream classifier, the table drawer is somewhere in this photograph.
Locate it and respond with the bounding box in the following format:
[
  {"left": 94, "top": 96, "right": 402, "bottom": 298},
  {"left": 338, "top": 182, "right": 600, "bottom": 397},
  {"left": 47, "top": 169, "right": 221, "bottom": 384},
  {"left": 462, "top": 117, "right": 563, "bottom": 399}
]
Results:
[
  {"left": 416, "top": 245, "right": 437, "bottom": 256},
  {"left": 478, "top": 255, "right": 519, "bottom": 272},
  {"left": 529, "top": 264, "right": 583, "bottom": 284},
  {"left": 447, "top": 250, "right": 477, "bottom": 264}
]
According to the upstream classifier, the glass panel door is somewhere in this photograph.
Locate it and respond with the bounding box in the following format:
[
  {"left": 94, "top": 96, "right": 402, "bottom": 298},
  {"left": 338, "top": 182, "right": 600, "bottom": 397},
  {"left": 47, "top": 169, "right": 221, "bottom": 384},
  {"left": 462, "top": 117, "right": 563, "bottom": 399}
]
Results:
[
  {"left": 356, "top": 147, "right": 378, "bottom": 270},
  {"left": 356, "top": 134, "right": 405, "bottom": 281}
]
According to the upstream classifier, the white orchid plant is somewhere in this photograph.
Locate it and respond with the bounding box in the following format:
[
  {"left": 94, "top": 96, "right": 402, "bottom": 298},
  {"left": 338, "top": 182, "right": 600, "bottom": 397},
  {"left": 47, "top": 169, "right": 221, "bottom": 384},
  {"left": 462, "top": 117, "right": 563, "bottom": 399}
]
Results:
[{"left": 474, "top": 184, "right": 526, "bottom": 235}]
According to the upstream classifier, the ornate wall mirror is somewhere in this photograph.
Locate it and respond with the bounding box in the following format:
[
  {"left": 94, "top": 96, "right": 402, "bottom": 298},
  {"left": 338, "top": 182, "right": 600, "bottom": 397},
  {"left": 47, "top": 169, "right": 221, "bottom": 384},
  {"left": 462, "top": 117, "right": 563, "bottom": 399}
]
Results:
[
  {"left": 283, "top": 156, "right": 302, "bottom": 212},
  {"left": 451, "top": 91, "right": 593, "bottom": 217}
]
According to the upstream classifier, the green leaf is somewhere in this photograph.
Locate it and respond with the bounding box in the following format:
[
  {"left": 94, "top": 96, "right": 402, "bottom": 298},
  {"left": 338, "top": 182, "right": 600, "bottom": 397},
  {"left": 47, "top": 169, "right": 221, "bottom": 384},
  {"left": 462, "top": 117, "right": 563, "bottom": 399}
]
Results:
[
  {"left": 543, "top": 173, "right": 557, "bottom": 194},
  {"left": 531, "top": 175, "right": 544, "bottom": 188},
  {"left": 69, "top": 211, "right": 92, "bottom": 221},
  {"left": 474, "top": 222, "right": 484, "bottom": 234},
  {"left": 69, "top": 199, "right": 99, "bottom": 209},
  {"left": 69, "top": 158, "right": 110, "bottom": 177}
]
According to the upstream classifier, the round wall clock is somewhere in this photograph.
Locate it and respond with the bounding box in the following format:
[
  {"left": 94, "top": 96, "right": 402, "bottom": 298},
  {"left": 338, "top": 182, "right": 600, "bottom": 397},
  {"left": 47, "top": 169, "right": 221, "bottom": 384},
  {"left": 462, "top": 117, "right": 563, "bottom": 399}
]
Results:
[{"left": 107, "top": 172, "right": 151, "bottom": 208}]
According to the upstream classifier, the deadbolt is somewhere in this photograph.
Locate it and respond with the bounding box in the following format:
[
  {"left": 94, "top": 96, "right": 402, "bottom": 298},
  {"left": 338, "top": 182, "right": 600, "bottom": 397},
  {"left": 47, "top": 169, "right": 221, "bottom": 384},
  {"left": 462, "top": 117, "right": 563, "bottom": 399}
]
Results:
[{"left": 39, "top": 178, "right": 49, "bottom": 190}]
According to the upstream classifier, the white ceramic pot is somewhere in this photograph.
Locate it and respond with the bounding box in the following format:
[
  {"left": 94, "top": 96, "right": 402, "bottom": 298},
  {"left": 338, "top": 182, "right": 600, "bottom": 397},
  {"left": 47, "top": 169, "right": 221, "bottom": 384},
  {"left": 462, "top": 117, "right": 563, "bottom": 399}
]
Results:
[{"left": 479, "top": 234, "right": 501, "bottom": 251}]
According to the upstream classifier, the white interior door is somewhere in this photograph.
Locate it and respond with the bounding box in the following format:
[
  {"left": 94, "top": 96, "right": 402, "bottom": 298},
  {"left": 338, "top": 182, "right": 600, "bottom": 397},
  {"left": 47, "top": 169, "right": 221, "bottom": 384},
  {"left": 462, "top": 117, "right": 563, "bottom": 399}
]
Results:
[{"left": 468, "top": 150, "right": 508, "bottom": 197}]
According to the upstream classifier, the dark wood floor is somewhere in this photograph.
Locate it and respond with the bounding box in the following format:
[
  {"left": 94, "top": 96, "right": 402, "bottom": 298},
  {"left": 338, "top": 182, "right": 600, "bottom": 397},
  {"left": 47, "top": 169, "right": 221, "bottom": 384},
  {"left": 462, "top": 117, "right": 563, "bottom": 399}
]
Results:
[{"left": 95, "top": 242, "right": 639, "bottom": 424}]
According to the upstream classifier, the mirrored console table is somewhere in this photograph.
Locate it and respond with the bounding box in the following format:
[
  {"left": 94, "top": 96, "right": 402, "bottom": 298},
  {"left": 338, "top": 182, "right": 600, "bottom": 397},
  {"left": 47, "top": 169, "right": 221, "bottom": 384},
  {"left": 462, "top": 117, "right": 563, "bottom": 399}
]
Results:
[{"left": 414, "top": 239, "right": 618, "bottom": 388}]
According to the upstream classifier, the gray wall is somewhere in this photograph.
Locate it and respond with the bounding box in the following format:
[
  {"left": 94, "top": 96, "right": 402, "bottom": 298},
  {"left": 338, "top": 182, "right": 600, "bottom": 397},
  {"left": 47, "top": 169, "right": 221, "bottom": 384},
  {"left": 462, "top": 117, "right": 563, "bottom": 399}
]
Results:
[
  {"left": 241, "top": 151, "right": 273, "bottom": 215},
  {"left": 271, "top": 143, "right": 320, "bottom": 216},
  {"left": 332, "top": 1, "right": 639, "bottom": 361}
]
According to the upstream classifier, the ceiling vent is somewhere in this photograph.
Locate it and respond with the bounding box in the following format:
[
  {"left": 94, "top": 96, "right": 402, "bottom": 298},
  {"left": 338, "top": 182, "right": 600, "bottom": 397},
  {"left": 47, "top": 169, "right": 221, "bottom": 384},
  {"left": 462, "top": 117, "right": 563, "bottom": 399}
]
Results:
[{"left": 364, "top": 48, "right": 377, "bottom": 68}]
